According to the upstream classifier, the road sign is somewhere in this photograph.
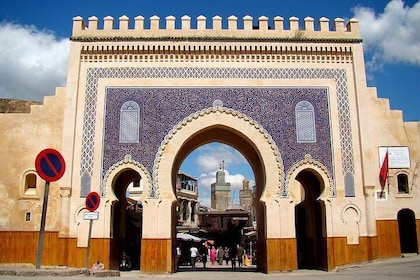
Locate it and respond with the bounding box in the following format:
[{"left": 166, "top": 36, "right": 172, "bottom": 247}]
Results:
[
  {"left": 84, "top": 193, "right": 100, "bottom": 269},
  {"left": 83, "top": 212, "right": 99, "bottom": 220},
  {"left": 35, "top": 149, "right": 65, "bottom": 182},
  {"left": 85, "top": 192, "right": 100, "bottom": 212},
  {"left": 34, "top": 148, "right": 65, "bottom": 269}
]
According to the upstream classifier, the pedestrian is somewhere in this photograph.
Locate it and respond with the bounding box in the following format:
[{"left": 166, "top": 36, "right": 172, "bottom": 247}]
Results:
[
  {"left": 217, "top": 246, "right": 224, "bottom": 265},
  {"left": 224, "top": 247, "right": 229, "bottom": 265},
  {"left": 229, "top": 244, "right": 237, "bottom": 270},
  {"left": 190, "top": 245, "right": 199, "bottom": 268},
  {"left": 244, "top": 253, "right": 251, "bottom": 266},
  {"left": 91, "top": 260, "right": 104, "bottom": 270},
  {"left": 210, "top": 246, "right": 217, "bottom": 265},
  {"left": 201, "top": 243, "right": 208, "bottom": 268},
  {"left": 176, "top": 245, "right": 182, "bottom": 270},
  {"left": 237, "top": 244, "right": 244, "bottom": 267},
  {"left": 119, "top": 252, "right": 131, "bottom": 271}
]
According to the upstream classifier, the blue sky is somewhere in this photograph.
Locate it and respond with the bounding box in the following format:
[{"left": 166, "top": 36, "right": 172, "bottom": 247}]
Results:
[{"left": 1, "top": 0, "right": 419, "bottom": 206}]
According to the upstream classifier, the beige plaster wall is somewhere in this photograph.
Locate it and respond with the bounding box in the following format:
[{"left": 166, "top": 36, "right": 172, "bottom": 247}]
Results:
[{"left": 0, "top": 88, "right": 66, "bottom": 231}]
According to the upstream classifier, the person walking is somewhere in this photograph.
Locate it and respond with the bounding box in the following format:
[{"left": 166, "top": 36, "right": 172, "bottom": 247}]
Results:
[
  {"left": 224, "top": 247, "right": 229, "bottom": 265},
  {"left": 217, "top": 246, "right": 224, "bottom": 265},
  {"left": 176, "top": 245, "right": 182, "bottom": 270},
  {"left": 209, "top": 246, "right": 217, "bottom": 265},
  {"left": 201, "top": 243, "right": 208, "bottom": 268},
  {"left": 229, "top": 244, "right": 237, "bottom": 270},
  {"left": 237, "top": 244, "right": 244, "bottom": 267},
  {"left": 190, "top": 245, "right": 199, "bottom": 268}
]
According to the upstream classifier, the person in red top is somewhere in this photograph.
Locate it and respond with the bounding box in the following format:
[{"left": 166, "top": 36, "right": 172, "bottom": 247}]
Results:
[{"left": 210, "top": 246, "right": 217, "bottom": 265}]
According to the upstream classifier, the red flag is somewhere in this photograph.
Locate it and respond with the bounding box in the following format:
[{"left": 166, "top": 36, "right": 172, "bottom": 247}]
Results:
[{"left": 379, "top": 151, "right": 389, "bottom": 189}]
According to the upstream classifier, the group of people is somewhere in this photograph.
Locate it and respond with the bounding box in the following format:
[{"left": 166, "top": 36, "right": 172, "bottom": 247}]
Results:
[{"left": 177, "top": 243, "right": 248, "bottom": 270}]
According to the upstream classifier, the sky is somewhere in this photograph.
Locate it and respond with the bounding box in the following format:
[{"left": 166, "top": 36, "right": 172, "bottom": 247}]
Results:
[{"left": 1, "top": 0, "right": 419, "bottom": 207}]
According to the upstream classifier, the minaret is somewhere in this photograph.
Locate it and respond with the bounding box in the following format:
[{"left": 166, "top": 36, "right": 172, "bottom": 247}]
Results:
[
  {"left": 211, "top": 161, "right": 231, "bottom": 210},
  {"left": 239, "top": 178, "right": 253, "bottom": 212}
]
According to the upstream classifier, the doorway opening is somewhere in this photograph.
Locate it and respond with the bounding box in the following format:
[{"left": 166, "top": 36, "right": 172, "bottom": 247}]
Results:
[
  {"left": 398, "top": 208, "right": 418, "bottom": 254},
  {"left": 171, "top": 126, "right": 266, "bottom": 272},
  {"left": 295, "top": 169, "right": 327, "bottom": 270},
  {"left": 176, "top": 143, "right": 256, "bottom": 270},
  {"left": 110, "top": 169, "right": 143, "bottom": 270}
]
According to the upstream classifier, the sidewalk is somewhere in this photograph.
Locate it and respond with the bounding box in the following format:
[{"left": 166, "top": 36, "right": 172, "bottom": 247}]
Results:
[
  {"left": 0, "top": 255, "right": 419, "bottom": 279},
  {"left": 177, "top": 260, "right": 257, "bottom": 271},
  {"left": 0, "top": 264, "right": 119, "bottom": 277}
]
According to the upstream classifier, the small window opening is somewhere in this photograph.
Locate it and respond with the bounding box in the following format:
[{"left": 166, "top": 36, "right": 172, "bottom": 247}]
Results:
[
  {"left": 25, "top": 211, "right": 31, "bottom": 222},
  {"left": 397, "top": 174, "right": 409, "bottom": 193}
]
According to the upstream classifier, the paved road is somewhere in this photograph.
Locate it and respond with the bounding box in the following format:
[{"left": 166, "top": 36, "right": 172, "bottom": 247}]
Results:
[{"left": 1, "top": 255, "right": 419, "bottom": 279}]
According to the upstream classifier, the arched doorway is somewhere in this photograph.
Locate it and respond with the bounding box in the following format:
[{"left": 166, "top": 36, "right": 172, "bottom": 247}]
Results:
[
  {"left": 144, "top": 108, "right": 285, "bottom": 273},
  {"left": 171, "top": 127, "right": 266, "bottom": 271},
  {"left": 398, "top": 208, "right": 418, "bottom": 254},
  {"left": 176, "top": 143, "right": 257, "bottom": 270},
  {"left": 295, "top": 169, "right": 327, "bottom": 270},
  {"left": 110, "top": 169, "right": 143, "bottom": 270}
]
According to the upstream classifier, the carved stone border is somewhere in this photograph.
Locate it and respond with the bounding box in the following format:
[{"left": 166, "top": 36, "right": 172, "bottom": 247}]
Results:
[
  {"left": 284, "top": 153, "right": 335, "bottom": 198},
  {"left": 102, "top": 154, "right": 152, "bottom": 198},
  {"left": 151, "top": 103, "right": 285, "bottom": 199},
  {"left": 341, "top": 202, "right": 362, "bottom": 224}
]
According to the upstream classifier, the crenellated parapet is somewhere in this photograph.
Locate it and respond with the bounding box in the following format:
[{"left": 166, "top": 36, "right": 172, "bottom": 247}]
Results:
[{"left": 71, "top": 15, "right": 361, "bottom": 42}]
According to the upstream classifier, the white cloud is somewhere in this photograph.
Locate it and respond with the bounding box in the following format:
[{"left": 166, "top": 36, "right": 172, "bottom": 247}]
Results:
[
  {"left": 353, "top": 0, "right": 420, "bottom": 70},
  {"left": 195, "top": 143, "right": 248, "bottom": 173},
  {"left": 0, "top": 22, "right": 70, "bottom": 101}
]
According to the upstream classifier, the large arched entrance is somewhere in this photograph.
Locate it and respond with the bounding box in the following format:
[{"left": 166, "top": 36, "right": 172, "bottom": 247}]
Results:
[
  {"left": 144, "top": 108, "right": 285, "bottom": 273},
  {"left": 171, "top": 126, "right": 266, "bottom": 272},
  {"left": 398, "top": 208, "right": 418, "bottom": 254},
  {"left": 109, "top": 169, "right": 143, "bottom": 270},
  {"left": 295, "top": 169, "right": 327, "bottom": 270}
]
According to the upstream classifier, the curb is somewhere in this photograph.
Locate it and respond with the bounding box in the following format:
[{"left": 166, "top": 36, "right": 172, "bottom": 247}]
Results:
[{"left": 0, "top": 268, "right": 120, "bottom": 277}]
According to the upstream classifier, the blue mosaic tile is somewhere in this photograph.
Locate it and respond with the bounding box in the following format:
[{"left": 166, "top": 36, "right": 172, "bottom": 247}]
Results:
[{"left": 103, "top": 87, "right": 333, "bottom": 180}]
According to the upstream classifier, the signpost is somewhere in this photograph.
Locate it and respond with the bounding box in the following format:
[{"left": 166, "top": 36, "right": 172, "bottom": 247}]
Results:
[
  {"left": 34, "top": 149, "right": 65, "bottom": 269},
  {"left": 84, "top": 192, "right": 100, "bottom": 268}
]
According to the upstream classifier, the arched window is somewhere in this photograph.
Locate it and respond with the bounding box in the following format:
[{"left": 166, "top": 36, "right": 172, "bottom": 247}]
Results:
[
  {"left": 397, "top": 173, "right": 409, "bottom": 193},
  {"left": 119, "top": 101, "right": 140, "bottom": 143},
  {"left": 295, "top": 101, "right": 316, "bottom": 143},
  {"left": 25, "top": 173, "right": 37, "bottom": 194},
  {"left": 20, "top": 170, "right": 39, "bottom": 198}
]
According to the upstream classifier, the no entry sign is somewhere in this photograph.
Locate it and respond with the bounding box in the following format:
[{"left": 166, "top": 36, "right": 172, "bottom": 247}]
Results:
[
  {"left": 35, "top": 148, "right": 66, "bottom": 269},
  {"left": 85, "top": 192, "right": 100, "bottom": 212},
  {"left": 35, "top": 149, "right": 65, "bottom": 182}
]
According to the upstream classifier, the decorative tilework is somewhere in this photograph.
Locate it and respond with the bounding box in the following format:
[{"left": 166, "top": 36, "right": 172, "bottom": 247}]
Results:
[
  {"left": 103, "top": 87, "right": 332, "bottom": 198},
  {"left": 80, "top": 67, "right": 354, "bottom": 198}
]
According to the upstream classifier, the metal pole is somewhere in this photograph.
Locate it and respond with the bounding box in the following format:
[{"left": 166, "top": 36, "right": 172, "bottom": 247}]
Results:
[
  {"left": 85, "top": 219, "right": 93, "bottom": 268},
  {"left": 36, "top": 181, "right": 50, "bottom": 269}
]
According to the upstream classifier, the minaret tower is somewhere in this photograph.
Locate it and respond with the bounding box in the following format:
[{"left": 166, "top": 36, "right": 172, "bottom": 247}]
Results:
[{"left": 211, "top": 161, "right": 231, "bottom": 210}]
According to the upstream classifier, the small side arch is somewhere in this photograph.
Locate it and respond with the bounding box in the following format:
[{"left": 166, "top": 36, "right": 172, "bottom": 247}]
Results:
[
  {"left": 102, "top": 154, "right": 152, "bottom": 201},
  {"left": 285, "top": 154, "right": 335, "bottom": 200},
  {"left": 341, "top": 203, "right": 362, "bottom": 244}
]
